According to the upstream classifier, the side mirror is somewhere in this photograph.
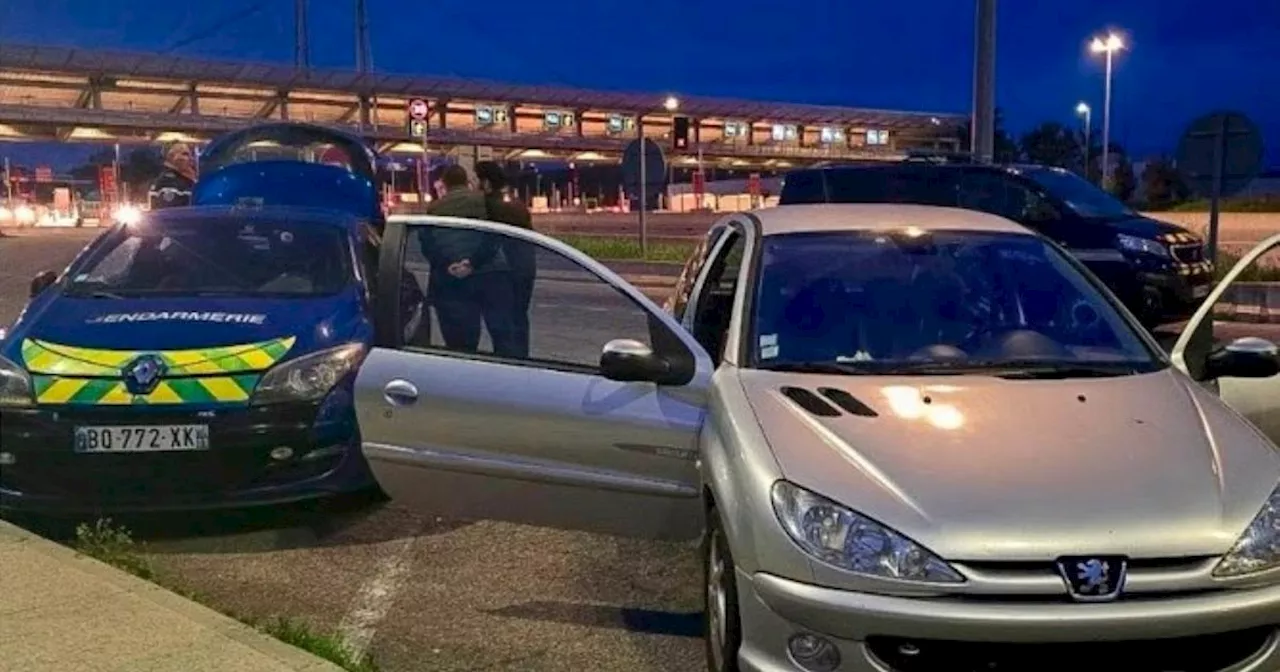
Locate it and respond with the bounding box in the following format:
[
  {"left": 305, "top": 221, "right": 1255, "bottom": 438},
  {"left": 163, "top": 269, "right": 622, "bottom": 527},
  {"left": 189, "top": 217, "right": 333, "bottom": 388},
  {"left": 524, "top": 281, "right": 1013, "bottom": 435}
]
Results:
[
  {"left": 29, "top": 270, "right": 57, "bottom": 298},
  {"left": 1205, "top": 337, "right": 1280, "bottom": 380},
  {"left": 600, "top": 339, "right": 676, "bottom": 384}
]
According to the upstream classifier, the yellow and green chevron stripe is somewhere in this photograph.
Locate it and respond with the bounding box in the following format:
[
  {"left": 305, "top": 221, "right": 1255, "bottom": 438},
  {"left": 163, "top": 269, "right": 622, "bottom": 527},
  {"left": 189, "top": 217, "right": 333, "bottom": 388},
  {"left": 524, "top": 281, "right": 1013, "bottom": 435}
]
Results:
[{"left": 20, "top": 336, "right": 296, "bottom": 406}]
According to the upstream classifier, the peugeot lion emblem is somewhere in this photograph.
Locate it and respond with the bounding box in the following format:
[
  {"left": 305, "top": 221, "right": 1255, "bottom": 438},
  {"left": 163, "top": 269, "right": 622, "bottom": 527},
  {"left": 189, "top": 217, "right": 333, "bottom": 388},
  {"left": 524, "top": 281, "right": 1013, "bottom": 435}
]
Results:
[
  {"left": 122, "top": 354, "right": 167, "bottom": 395},
  {"left": 1056, "top": 556, "right": 1127, "bottom": 602}
]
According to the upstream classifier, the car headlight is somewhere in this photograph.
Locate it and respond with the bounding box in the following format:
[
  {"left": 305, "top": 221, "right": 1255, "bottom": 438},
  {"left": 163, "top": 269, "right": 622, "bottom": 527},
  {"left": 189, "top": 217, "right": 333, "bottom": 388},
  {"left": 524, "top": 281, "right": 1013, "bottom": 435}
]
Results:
[
  {"left": 250, "top": 343, "right": 366, "bottom": 405},
  {"left": 0, "top": 355, "right": 35, "bottom": 408},
  {"left": 1116, "top": 234, "right": 1171, "bottom": 259},
  {"left": 1214, "top": 483, "right": 1280, "bottom": 578},
  {"left": 770, "top": 481, "right": 964, "bottom": 583}
]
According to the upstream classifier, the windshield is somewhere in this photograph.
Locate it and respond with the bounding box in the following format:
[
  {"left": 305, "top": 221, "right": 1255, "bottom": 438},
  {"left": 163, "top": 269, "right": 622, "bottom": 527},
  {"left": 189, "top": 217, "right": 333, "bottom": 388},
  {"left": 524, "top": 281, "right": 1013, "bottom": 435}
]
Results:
[
  {"left": 66, "top": 218, "right": 354, "bottom": 298},
  {"left": 751, "top": 229, "right": 1161, "bottom": 374},
  {"left": 1018, "top": 167, "right": 1135, "bottom": 219}
]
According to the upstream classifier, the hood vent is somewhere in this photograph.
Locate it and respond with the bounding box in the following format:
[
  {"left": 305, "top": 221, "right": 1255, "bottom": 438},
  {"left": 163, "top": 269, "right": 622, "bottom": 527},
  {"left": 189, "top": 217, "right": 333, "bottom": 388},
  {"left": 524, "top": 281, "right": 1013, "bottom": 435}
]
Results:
[
  {"left": 818, "top": 387, "right": 879, "bottom": 417},
  {"left": 780, "top": 386, "right": 842, "bottom": 417}
]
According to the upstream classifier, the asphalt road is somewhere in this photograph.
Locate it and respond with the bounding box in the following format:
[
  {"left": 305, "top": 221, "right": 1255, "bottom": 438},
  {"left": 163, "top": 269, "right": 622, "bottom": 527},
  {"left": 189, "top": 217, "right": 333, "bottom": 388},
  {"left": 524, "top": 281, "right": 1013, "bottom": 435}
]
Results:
[{"left": 0, "top": 229, "right": 706, "bottom": 672}]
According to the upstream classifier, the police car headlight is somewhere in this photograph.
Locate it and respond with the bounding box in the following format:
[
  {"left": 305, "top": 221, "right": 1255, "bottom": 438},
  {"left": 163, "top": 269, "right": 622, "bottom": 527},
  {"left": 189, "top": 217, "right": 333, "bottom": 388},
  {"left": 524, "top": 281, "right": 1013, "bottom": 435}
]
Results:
[
  {"left": 771, "top": 481, "right": 964, "bottom": 584},
  {"left": 0, "top": 355, "right": 35, "bottom": 407},
  {"left": 251, "top": 343, "right": 366, "bottom": 405},
  {"left": 1214, "top": 483, "right": 1280, "bottom": 578},
  {"left": 1116, "top": 234, "right": 1171, "bottom": 259}
]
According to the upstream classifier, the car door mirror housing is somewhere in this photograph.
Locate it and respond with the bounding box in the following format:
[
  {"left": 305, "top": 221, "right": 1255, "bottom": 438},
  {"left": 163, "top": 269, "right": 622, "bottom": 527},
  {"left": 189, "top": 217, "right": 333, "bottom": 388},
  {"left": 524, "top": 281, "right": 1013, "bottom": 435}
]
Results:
[
  {"left": 1205, "top": 337, "right": 1280, "bottom": 380},
  {"left": 600, "top": 338, "right": 682, "bottom": 385},
  {"left": 30, "top": 270, "right": 57, "bottom": 298}
]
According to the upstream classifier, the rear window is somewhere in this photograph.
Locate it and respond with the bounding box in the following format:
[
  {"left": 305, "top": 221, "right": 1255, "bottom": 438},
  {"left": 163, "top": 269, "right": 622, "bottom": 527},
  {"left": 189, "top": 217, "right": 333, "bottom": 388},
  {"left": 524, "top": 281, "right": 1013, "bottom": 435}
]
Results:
[{"left": 780, "top": 168, "right": 962, "bottom": 207}]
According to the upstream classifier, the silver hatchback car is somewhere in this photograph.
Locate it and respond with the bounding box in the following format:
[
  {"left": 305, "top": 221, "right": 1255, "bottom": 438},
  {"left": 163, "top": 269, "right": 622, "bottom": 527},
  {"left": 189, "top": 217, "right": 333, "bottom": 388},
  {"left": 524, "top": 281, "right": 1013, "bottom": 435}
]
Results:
[{"left": 355, "top": 204, "right": 1280, "bottom": 672}]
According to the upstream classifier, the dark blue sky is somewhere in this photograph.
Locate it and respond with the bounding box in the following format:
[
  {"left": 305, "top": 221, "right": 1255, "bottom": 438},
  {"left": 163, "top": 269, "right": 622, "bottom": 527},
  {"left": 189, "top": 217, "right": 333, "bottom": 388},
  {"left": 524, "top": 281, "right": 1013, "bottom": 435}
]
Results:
[{"left": 2, "top": 0, "right": 1277, "bottom": 165}]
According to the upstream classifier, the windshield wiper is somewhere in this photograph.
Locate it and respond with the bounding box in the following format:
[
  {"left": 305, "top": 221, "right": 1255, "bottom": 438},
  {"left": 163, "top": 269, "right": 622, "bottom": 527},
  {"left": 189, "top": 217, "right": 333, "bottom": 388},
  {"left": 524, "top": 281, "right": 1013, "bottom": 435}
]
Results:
[
  {"left": 992, "top": 363, "right": 1142, "bottom": 380},
  {"left": 756, "top": 361, "right": 877, "bottom": 375}
]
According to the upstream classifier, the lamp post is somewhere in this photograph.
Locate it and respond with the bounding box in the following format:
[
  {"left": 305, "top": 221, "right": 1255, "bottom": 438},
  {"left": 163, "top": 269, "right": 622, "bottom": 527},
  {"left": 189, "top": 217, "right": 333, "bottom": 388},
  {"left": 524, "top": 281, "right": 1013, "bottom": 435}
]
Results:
[
  {"left": 638, "top": 95, "right": 679, "bottom": 256},
  {"left": 1075, "top": 101, "right": 1092, "bottom": 180},
  {"left": 1089, "top": 32, "right": 1125, "bottom": 188}
]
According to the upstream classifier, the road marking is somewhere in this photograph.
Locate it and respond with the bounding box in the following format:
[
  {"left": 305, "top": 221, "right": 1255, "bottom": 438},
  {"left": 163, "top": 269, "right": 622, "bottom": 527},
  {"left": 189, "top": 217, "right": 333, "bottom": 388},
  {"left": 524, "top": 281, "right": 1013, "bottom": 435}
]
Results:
[{"left": 337, "top": 536, "right": 418, "bottom": 660}]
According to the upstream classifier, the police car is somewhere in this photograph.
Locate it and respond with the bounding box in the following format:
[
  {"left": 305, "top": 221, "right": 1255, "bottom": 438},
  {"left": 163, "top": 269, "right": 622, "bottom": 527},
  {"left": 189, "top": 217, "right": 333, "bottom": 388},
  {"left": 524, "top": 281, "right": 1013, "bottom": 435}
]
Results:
[{"left": 0, "top": 123, "right": 412, "bottom": 512}]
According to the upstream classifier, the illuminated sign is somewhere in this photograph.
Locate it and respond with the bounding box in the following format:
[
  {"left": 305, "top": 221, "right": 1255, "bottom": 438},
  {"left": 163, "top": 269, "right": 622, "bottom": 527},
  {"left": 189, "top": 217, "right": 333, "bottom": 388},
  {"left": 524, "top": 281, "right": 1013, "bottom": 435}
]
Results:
[
  {"left": 476, "top": 105, "right": 509, "bottom": 127},
  {"left": 772, "top": 124, "right": 797, "bottom": 142},
  {"left": 820, "top": 127, "right": 845, "bottom": 144},
  {"left": 409, "top": 119, "right": 427, "bottom": 137},
  {"left": 407, "top": 98, "right": 429, "bottom": 120},
  {"left": 607, "top": 114, "right": 635, "bottom": 134},
  {"left": 866, "top": 129, "right": 890, "bottom": 145}
]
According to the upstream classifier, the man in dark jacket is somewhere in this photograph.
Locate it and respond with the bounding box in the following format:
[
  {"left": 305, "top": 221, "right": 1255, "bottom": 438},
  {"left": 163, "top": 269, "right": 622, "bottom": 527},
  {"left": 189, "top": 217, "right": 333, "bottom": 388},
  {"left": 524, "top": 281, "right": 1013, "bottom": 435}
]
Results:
[
  {"left": 148, "top": 143, "right": 196, "bottom": 209},
  {"left": 474, "top": 160, "right": 536, "bottom": 358},
  {"left": 422, "top": 164, "right": 519, "bottom": 356}
]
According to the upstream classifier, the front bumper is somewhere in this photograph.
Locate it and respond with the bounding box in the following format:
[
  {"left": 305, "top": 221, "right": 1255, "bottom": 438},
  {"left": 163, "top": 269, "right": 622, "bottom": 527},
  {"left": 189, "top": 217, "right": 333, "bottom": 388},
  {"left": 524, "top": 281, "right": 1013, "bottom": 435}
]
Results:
[
  {"left": 0, "top": 399, "right": 373, "bottom": 514},
  {"left": 737, "top": 571, "right": 1280, "bottom": 671},
  {"left": 1139, "top": 268, "right": 1216, "bottom": 324}
]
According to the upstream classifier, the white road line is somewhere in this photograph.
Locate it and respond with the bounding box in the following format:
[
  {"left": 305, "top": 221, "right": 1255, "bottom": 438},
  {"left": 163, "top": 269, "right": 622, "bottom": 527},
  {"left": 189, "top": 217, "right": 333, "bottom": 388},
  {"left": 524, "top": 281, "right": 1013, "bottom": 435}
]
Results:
[{"left": 336, "top": 536, "right": 418, "bottom": 660}]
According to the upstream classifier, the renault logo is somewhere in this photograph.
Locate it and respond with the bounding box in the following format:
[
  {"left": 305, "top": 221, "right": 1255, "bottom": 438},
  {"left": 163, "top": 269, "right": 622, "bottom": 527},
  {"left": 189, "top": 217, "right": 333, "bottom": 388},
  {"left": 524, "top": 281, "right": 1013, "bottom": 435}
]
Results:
[
  {"left": 1056, "top": 556, "right": 1127, "bottom": 602},
  {"left": 122, "top": 354, "right": 167, "bottom": 395}
]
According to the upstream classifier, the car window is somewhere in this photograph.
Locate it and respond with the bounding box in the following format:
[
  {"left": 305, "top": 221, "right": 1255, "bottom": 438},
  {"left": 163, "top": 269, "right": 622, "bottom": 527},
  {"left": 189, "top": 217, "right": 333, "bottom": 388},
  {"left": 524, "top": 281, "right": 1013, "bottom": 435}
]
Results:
[
  {"left": 820, "top": 168, "right": 959, "bottom": 207},
  {"left": 689, "top": 230, "right": 746, "bottom": 361},
  {"left": 750, "top": 228, "right": 1162, "bottom": 373},
  {"left": 402, "top": 224, "right": 656, "bottom": 370},
  {"left": 778, "top": 170, "right": 826, "bottom": 204},
  {"left": 65, "top": 219, "right": 354, "bottom": 297},
  {"left": 1017, "top": 166, "right": 1136, "bottom": 220},
  {"left": 666, "top": 225, "right": 725, "bottom": 321}
]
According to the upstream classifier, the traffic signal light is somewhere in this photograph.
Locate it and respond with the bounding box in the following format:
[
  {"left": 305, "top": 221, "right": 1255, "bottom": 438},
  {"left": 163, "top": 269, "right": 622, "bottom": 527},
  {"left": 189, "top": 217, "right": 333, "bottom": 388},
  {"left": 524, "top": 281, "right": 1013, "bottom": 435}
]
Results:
[{"left": 673, "top": 116, "right": 690, "bottom": 150}]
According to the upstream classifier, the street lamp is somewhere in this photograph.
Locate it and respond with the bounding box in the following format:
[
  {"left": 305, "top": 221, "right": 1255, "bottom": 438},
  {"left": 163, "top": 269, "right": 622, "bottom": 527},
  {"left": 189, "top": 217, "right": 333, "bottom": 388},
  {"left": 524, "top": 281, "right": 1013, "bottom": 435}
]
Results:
[
  {"left": 1089, "top": 32, "right": 1125, "bottom": 188},
  {"left": 638, "top": 96, "right": 679, "bottom": 255},
  {"left": 1075, "top": 102, "right": 1092, "bottom": 180}
]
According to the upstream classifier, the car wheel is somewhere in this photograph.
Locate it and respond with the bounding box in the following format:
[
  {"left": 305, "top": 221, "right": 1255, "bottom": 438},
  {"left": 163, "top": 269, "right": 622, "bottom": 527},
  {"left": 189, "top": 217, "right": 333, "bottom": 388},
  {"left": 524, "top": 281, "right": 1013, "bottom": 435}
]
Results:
[{"left": 703, "top": 507, "right": 743, "bottom": 672}]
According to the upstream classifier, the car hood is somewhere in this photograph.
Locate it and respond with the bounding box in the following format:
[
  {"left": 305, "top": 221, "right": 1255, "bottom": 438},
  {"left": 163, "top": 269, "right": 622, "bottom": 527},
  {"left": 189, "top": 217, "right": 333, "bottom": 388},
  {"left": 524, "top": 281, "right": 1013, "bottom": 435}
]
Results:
[
  {"left": 739, "top": 368, "right": 1280, "bottom": 561},
  {"left": 8, "top": 290, "right": 367, "bottom": 355},
  {"left": 1104, "top": 215, "right": 1193, "bottom": 239}
]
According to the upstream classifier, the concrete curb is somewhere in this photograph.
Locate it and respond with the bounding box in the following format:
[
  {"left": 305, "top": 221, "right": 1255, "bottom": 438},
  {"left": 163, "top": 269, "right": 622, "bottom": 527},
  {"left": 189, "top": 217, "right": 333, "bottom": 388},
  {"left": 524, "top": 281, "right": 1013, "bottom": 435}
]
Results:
[{"left": 0, "top": 520, "right": 344, "bottom": 672}]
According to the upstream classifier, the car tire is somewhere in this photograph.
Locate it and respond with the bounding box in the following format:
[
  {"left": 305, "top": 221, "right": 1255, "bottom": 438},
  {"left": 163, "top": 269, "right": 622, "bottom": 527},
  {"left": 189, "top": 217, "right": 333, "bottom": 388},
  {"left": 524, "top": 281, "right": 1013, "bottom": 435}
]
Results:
[{"left": 703, "top": 506, "right": 743, "bottom": 672}]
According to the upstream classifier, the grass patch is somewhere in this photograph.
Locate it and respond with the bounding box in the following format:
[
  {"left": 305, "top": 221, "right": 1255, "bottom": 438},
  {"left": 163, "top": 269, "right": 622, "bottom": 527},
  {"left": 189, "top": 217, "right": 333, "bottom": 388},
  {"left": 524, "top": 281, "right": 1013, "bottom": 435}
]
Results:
[
  {"left": 1170, "top": 195, "right": 1280, "bottom": 213},
  {"left": 1213, "top": 250, "right": 1280, "bottom": 282},
  {"left": 555, "top": 234, "right": 695, "bottom": 263},
  {"left": 72, "top": 518, "right": 380, "bottom": 672}
]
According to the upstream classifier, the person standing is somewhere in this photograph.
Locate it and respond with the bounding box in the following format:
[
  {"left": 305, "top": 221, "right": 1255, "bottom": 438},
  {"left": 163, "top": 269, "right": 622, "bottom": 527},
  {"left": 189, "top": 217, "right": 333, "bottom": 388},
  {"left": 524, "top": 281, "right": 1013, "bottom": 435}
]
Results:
[
  {"left": 474, "top": 160, "right": 535, "bottom": 358},
  {"left": 422, "top": 164, "right": 520, "bottom": 357},
  {"left": 148, "top": 143, "right": 197, "bottom": 209}
]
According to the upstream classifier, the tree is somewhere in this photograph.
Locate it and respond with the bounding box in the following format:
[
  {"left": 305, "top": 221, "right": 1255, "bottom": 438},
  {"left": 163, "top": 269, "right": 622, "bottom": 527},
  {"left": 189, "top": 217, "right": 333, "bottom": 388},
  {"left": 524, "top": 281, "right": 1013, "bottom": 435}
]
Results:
[
  {"left": 1019, "top": 122, "right": 1082, "bottom": 170},
  {"left": 1107, "top": 143, "right": 1136, "bottom": 202},
  {"left": 956, "top": 108, "right": 1019, "bottom": 162},
  {"left": 1140, "top": 156, "right": 1190, "bottom": 209},
  {"left": 69, "top": 146, "right": 164, "bottom": 200}
]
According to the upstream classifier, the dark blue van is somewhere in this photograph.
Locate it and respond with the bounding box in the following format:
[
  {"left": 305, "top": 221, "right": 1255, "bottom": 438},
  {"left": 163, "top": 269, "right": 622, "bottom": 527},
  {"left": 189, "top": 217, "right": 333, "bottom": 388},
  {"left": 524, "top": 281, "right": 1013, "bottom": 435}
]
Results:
[{"left": 778, "top": 162, "right": 1214, "bottom": 327}]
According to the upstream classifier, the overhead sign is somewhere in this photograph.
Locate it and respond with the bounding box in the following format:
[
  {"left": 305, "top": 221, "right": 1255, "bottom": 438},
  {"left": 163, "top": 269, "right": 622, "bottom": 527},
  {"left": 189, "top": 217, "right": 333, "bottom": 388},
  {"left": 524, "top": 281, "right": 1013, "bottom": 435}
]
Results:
[
  {"left": 407, "top": 98, "right": 429, "bottom": 121},
  {"left": 1176, "top": 111, "right": 1264, "bottom": 199}
]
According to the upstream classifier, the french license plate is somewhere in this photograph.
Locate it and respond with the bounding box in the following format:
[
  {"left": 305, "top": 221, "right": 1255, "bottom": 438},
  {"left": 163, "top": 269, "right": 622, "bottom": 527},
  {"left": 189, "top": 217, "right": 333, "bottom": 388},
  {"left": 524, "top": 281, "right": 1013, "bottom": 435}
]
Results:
[
  {"left": 1192, "top": 284, "right": 1212, "bottom": 299},
  {"left": 74, "top": 425, "right": 210, "bottom": 453}
]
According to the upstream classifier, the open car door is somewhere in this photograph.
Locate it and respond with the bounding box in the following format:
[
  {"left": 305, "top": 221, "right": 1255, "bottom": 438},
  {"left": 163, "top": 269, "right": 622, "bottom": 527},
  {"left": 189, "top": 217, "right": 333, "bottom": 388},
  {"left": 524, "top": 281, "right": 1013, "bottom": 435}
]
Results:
[
  {"left": 355, "top": 215, "right": 716, "bottom": 540},
  {"left": 1172, "top": 232, "right": 1280, "bottom": 441}
]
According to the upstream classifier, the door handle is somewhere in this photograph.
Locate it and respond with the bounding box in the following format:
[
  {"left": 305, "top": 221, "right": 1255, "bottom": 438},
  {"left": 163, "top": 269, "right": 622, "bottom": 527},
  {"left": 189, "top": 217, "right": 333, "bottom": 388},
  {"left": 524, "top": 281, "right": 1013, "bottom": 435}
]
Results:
[{"left": 383, "top": 379, "right": 419, "bottom": 406}]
